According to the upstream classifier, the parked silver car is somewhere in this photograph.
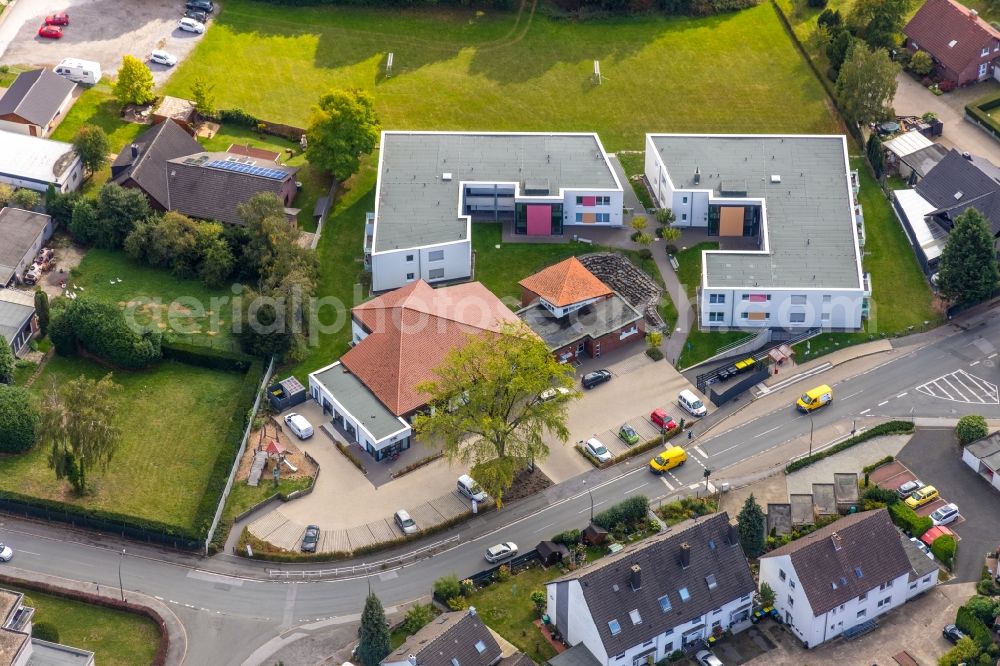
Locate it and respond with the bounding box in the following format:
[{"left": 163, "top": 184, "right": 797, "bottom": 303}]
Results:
[
  {"left": 484, "top": 541, "right": 518, "bottom": 563},
  {"left": 394, "top": 510, "right": 418, "bottom": 535}
]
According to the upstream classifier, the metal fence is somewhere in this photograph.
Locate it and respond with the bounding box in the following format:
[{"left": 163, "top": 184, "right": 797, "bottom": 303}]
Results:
[
  {"left": 266, "top": 534, "right": 462, "bottom": 578},
  {"left": 204, "top": 355, "right": 276, "bottom": 555}
]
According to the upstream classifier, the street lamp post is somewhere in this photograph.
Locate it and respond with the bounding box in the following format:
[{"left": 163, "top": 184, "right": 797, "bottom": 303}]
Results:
[
  {"left": 808, "top": 416, "right": 815, "bottom": 457},
  {"left": 589, "top": 490, "right": 595, "bottom": 522},
  {"left": 118, "top": 548, "right": 126, "bottom": 603}
]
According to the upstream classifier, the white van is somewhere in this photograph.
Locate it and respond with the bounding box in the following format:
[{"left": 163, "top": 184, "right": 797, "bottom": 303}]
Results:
[
  {"left": 457, "top": 474, "right": 487, "bottom": 503},
  {"left": 54, "top": 58, "right": 102, "bottom": 85},
  {"left": 283, "top": 412, "right": 313, "bottom": 439},
  {"left": 678, "top": 389, "right": 708, "bottom": 417}
]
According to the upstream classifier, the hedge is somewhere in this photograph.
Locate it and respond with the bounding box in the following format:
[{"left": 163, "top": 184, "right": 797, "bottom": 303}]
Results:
[
  {"left": 888, "top": 501, "right": 932, "bottom": 538},
  {"left": 50, "top": 297, "right": 162, "bottom": 370},
  {"left": 932, "top": 534, "right": 957, "bottom": 569},
  {"left": 390, "top": 452, "right": 443, "bottom": 479},
  {"left": 785, "top": 421, "right": 914, "bottom": 473},
  {"left": 862, "top": 455, "right": 894, "bottom": 474},
  {"left": 594, "top": 495, "right": 649, "bottom": 530},
  {"left": 335, "top": 440, "right": 368, "bottom": 475},
  {"left": 957, "top": 605, "right": 993, "bottom": 650},
  {"left": 160, "top": 341, "right": 255, "bottom": 373}
]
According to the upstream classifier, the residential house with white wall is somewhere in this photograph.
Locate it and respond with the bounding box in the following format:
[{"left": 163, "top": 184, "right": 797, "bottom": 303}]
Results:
[
  {"left": 0, "top": 130, "right": 82, "bottom": 193},
  {"left": 962, "top": 431, "right": 1000, "bottom": 492},
  {"left": 367, "top": 131, "right": 624, "bottom": 292},
  {"left": 545, "top": 513, "right": 755, "bottom": 666},
  {"left": 644, "top": 134, "right": 867, "bottom": 330},
  {"left": 758, "top": 508, "right": 938, "bottom": 648}
]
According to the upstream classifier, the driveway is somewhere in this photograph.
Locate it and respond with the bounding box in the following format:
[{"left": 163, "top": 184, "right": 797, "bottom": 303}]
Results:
[
  {"left": 897, "top": 427, "right": 1000, "bottom": 582},
  {"left": 0, "top": 0, "right": 207, "bottom": 85},
  {"left": 894, "top": 71, "right": 1000, "bottom": 163}
]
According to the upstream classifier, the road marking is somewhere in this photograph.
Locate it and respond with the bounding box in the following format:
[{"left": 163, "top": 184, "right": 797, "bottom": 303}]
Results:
[
  {"left": 625, "top": 484, "right": 648, "bottom": 495},
  {"left": 990, "top": 353, "right": 997, "bottom": 359},
  {"left": 753, "top": 424, "right": 783, "bottom": 439},
  {"left": 694, "top": 447, "right": 707, "bottom": 459},
  {"left": 187, "top": 570, "right": 245, "bottom": 587},
  {"left": 859, "top": 409, "right": 871, "bottom": 415},
  {"left": 712, "top": 443, "right": 741, "bottom": 456},
  {"left": 15, "top": 550, "right": 39, "bottom": 556},
  {"left": 533, "top": 522, "right": 554, "bottom": 533},
  {"left": 916, "top": 370, "right": 999, "bottom": 405},
  {"left": 971, "top": 361, "right": 981, "bottom": 366},
  {"left": 878, "top": 400, "right": 889, "bottom": 406},
  {"left": 840, "top": 390, "right": 864, "bottom": 401},
  {"left": 896, "top": 392, "right": 908, "bottom": 398},
  {"left": 660, "top": 477, "right": 675, "bottom": 491}
]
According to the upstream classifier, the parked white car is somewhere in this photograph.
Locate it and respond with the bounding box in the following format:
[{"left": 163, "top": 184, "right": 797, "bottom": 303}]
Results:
[
  {"left": 283, "top": 412, "right": 313, "bottom": 439},
  {"left": 484, "top": 542, "right": 518, "bottom": 563},
  {"left": 540, "top": 387, "right": 571, "bottom": 401},
  {"left": 394, "top": 510, "right": 418, "bottom": 535},
  {"left": 178, "top": 17, "right": 205, "bottom": 34},
  {"left": 909, "top": 537, "right": 933, "bottom": 559},
  {"left": 585, "top": 438, "right": 612, "bottom": 463},
  {"left": 695, "top": 650, "right": 723, "bottom": 666},
  {"left": 149, "top": 50, "right": 178, "bottom": 66},
  {"left": 930, "top": 503, "right": 960, "bottom": 526},
  {"left": 0, "top": 544, "right": 12, "bottom": 562}
]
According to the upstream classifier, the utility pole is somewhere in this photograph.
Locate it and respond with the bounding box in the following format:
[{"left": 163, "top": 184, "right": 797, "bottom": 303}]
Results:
[
  {"left": 809, "top": 416, "right": 815, "bottom": 457},
  {"left": 118, "top": 548, "right": 126, "bottom": 603},
  {"left": 589, "top": 490, "right": 595, "bottom": 522}
]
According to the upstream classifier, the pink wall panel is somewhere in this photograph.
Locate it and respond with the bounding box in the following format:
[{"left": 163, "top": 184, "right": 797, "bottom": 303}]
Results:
[{"left": 526, "top": 205, "right": 552, "bottom": 236}]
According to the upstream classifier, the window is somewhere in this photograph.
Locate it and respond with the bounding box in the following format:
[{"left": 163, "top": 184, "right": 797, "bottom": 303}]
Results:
[
  {"left": 709, "top": 294, "right": 725, "bottom": 304},
  {"left": 741, "top": 313, "right": 770, "bottom": 320},
  {"left": 859, "top": 592, "right": 867, "bottom": 601},
  {"left": 429, "top": 268, "right": 445, "bottom": 280},
  {"left": 854, "top": 567, "right": 863, "bottom": 579},
  {"left": 428, "top": 250, "right": 444, "bottom": 261},
  {"left": 791, "top": 295, "right": 807, "bottom": 305},
  {"left": 923, "top": 575, "right": 931, "bottom": 583},
  {"left": 877, "top": 597, "right": 891, "bottom": 608},
  {"left": 658, "top": 595, "right": 672, "bottom": 612},
  {"left": 642, "top": 639, "right": 654, "bottom": 647},
  {"left": 576, "top": 196, "right": 584, "bottom": 205},
  {"left": 575, "top": 213, "right": 583, "bottom": 222},
  {"left": 681, "top": 214, "right": 687, "bottom": 221},
  {"left": 597, "top": 196, "right": 611, "bottom": 206},
  {"left": 682, "top": 196, "right": 688, "bottom": 204},
  {"left": 406, "top": 273, "right": 415, "bottom": 280},
  {"left": 789, "top": 580, "right": 796, "bottom": 590},
  {"left": 597, "top": 213, "right": 610, "bottom": 223},
  {"left": 779, "top": 569, "right": 787, "bottom": 581},
  {"left": 709, "top": 312, "right": 724, "bottom": 323},
  {"left": 711, "top": 620, "right": 721, "bottom": 631},
  {"left": 879, "top": 581, "right": 892, "bottom": 591},
  {"left": 608, "top": 620, "right": 622, "bottom": 636},
  {"left": 629, "top": 609, "right": 642, "bottom": 625},
  {"left": 406, "top": 254, "right": 414, "bottom": 262},
  {"left": 679, "top": 587, "right": 691, "bottom": 602},
  {"left": 857, "top": 609, "right": 866, "bottom": 619},
  {"left": 821, "top": 313, "right": 830, "bottom": 321},
  {"left": 983, "top": 46, "right": 991, "bottom": 57},
  {"left": 788, "top": 596, "right": 794, "bottom": 607},
  {"left": 452, "top": 659, "right": 460, "bottom": 666},
  {"left": 706, "top": 575, "right": 717, "bottom": 591},
  {"left": 614, "top": 654, "right": 625, "bottom": 662},
  {"left": 909, "top": 582, "right": 917, "bottom": 590},
  {"left": 823, "top": 295, "right": 832, "bottom": 303},
  {"left": 789, "top": 313, "right": 806, "bottom": 323},
  {"left": 475, "top": 641, "right": 487, "bottom": 654}
]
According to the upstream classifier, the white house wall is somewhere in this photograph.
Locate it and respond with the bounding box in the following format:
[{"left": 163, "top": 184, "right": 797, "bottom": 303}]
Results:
[
  {"left": 905, "top": 570, "right": 938, "bottom": 601},
  {"left": 307, "top": 374, "right": 410, "bottom": 450},
  {"left": 700, "top": 288, "right": 864, "bottom": 329},
  {"left": 644, "top": 136, "right": 673, "bottom": 210},
  {"left": 0, "top": 156, "right": 82, "bottom": 194},
  {"left": 371, "top": 239, "right": 472, "bottom": 292},
  {"left": 562, "top": 189, "right": 624, "bottom": 227}
]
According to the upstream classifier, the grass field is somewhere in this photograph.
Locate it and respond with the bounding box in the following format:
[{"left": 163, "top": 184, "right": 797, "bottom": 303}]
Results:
[
  {"left": 674, "top": 242, "right": 717, "bottom": 299},
  {"left": 465, "top": 564, "right": 557, "bottom": 663},
  {"left": 70, "top": 249, "right": 241, "bottom": 352},
  {"left": 11, "top": 586, "right": 160, "bottom": 666},
  {"left": 1, "top": 356, "right": 247, "bottom": 529},
  {"left": 50, "top": 82, "right": 144, "bottom": 152},
  {"left": 164, "top": 0, "right": 839, "bottom": 149}
]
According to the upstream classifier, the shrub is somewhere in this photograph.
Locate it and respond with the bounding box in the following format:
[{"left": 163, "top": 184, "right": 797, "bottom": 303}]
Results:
[
  {"left": 0, "top": 385, "right": 39, "bottom": 453},
  {"left": 888, "top": 501, "right": 932, "bottom": 537},
  {"left": 31, "top": 622, "right": 59, "bottom": 643},
  {"left": 594, "top": 495, "right": 649, "bottom": 530},
  {"left": 908, "top": 50, "right": 934, "bottom": 77},
  {"left": 160, "top": 341, "right": 254, "bottom": 373},
  {"left": 402, "top": 604, "right": 435, "bottom": 635},
  {"left": 657, "top": 497, "right": 717, "bottom": 525},
  {"left": 494, "top": 564, "right": 511, "bottom": 582},
  {"left": 645, "top": 347, "right": 664, "bottom": 361},
  {"left": 786, "top": 421, "right": 914, "bottom": 473},
  {"left": 552, "top": 529, "right": 581, "bottom": 546},
  {"left": 807, "top": 0, "right": 826, "bottom": 8},
  {"left": 664, "top": 243, "right": 678, "bottom": 255},
  {"left": 861, "top": 485, "right": 899, "bottom": 505},
  {"left": 49, "top": 297, "right": 162, "bottom": 369},
  {"left": 932, "top": 534, "right": 957, "bottom": 568},
  {"left": 218, "top": 108, "right": 259, "bottom": 128},
  {"left": 956, "top": 415, "right": 989, "bottom": 445},
  {"left": 957, "top": 605, "right": 993, "bottom": 650},
  {"left": 921, "top": 76, "right": 934, "bottom": 87},
  {"left": 817, "top": 7, "right": 841, "bottom": 28},
  {"left": 939, "top": 79, "right": 956, "bottom": 93},
  {"left": 861, "top": 455, "right": 893, "bottom": 474},
  {"left": 638, "top": 248, "right": 653, "bottom": 260},
  {"left": 964, "top": 595, "right": 1000, "bottom": 626},
  {"left": 434, "top": 575, "right": 462, "bottom": 602},
  {"left": 530, "top": 590, "right": 547, "bottom": 617}
]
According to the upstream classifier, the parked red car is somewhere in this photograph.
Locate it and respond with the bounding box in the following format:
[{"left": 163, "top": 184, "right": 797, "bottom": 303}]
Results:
[
  {"left": 650, "top": 408, "right": 678, "bottom": 431},
  {"left": 44, "top": 12, "right": 69, "bottom": 26},
  {"left": 38, "top": 24, "right": 63, "bottom": 38}
]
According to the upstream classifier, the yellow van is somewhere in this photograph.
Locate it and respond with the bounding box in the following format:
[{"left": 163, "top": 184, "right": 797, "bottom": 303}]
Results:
[
  {"left": 796, "top": 385, "right": 833, "bottom": 413},
  {"left": 649, "top": 446, "right": 687, "bottom": 474}
]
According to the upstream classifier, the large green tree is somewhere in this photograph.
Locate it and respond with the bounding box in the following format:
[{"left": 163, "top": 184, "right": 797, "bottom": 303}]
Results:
[
  {"left": 737, "top": 494, "right": 766, "bottom": 558},
  {"left": 72, "top": 126, "right": 110, "bottom": 176},
  {"left": 69, "top": 182, "right": 151, "bottom": 249},
  {"left": 306, "top": 88, "right": 380, "bottom": 181},
  {"left": 413, "top": 322, "right": 576, "bottom": 506},
  {"left": 0, "top": 340, "right": 13, "bottom": 385},
  {"left": 34, "top": 289, "right": 49, "bottom": 338},
  {"left": 0, "top": 385, "right": 38, "bottom": 453},
  {"left": 848, "top": 0, "right": 911, "bottom": 51},
  {"left": 836, "top": 44, "right": 899, "bottom": 127},
  {"left": 956, "top": 414, "right": 989, "bottom": 445},
  {"left": 113, "top": 55, "right": 155, "bottom": 106},
  {"left": 937, "top": 208, "right": 999, "bottom": 305},
  {"left": 356, "top": 592, "right": 391, "bottom": 666},
  {"left": 38, "top": 374, "right": 122, "bottom": 494}
]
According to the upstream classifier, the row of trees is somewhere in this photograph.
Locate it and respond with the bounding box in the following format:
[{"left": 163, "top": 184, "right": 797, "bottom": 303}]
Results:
[{"left": 125, "top": 212, "right": 234, "bottom": 288}]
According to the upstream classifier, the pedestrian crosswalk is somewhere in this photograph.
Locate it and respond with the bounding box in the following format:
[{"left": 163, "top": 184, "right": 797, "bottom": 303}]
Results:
[{"left": 915, "top": 370, "right": 999, "bottom": 405}]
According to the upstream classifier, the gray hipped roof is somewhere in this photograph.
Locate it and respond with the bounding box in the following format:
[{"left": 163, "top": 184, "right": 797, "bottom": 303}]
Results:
[
  {"left": 111, "top": 120, "right": 203, "bottom": 209},
  {"left": 383, "top": 610, "right": 501, "bottom": 666},
  {"left": 915, "top": 149, "right": 1000, "bottom": 235},
  {"left": 0, "top": 69, "right": 75, "bottom": 127},
  {"left": 551, "top": 513, "right": 754, "bottom": 655}
]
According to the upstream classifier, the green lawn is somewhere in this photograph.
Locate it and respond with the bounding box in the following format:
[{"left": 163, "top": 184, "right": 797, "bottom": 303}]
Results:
[
  {"left": 2, "top": 356, "right": 247, "bottom": 530},
  {"left": 677, "top": 329, "right": 754, "bottom": 369},
  {"left": 69, "top": 249, "right": 240, "bottom": 352},
  {"left": 164, "top": 0, "right": 838, "bottom": 150},
  {"left": 465, "top": 565, "right": 558, "bottom": 663},
  {"left": 10, "top": 586, "right": 160, "bottom": 666},
  {"left": 0, "top": 64, "right": 29, "bottom": 88},
  {"left": 673, "top": 242, "right": 717, "bottom": 299},
  {"left": 50, "top": 82, "right": 144, "bottom": 152},
  {"left": 615, "top": 151, "right": 654, "bottom": 210}
]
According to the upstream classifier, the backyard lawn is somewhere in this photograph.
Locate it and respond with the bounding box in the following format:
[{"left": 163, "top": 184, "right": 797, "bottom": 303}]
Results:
[
  {"left": 1, "top": 356, "right": 248, "bottom": 530},
  {"left": 466, "top": 564, "right": 558, "bottom": 664},
  {"left": 9, "top": 586, "right": 160, "bottom": 666},
  {"left": 70, "top": 249, "right": 241, "bottom": 352},
  {"left": 164, "top": 0, "right": 839, "bottom": 150},
  {"left": 615, "top": 151, "right": 654, "bottom": 210},
  {"left": 50, "top": 82, "right": 144, "bottom": 152},
  {"left": 673, "top": 242, "right": 717, "bottom": 299}
]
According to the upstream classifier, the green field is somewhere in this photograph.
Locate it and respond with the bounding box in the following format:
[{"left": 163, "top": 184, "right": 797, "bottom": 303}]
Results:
[
  {"left": 11, "top": 586, "right": 160, "bottom": 666},
  {"left": 164, "top": 0, "right": 839, "bottom": 149},
  {"left": 2, "top": 356, "right": 247, "bottom": 530},
  {"left": 50, "top": 82, "right": 145, "bottom": 152},
  {"left": 70, "top": 249, "right": 240, "bottom": 352}
]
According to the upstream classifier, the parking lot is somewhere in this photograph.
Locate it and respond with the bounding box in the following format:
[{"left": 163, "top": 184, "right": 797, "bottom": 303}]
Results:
[
  {"left": 870, "top": 459, "right": 965, "bottom": 529},
  {"left": 1, "top": 0, "right": 206, "bottom": 85}
]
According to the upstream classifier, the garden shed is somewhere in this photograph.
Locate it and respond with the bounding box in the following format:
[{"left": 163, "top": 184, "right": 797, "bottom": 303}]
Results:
[
  {"left": 536, "top": 540, "right": 570, "bottom": 566},
  {"left": 581, "top": 523, "right": 608, "bottom": 546},
  {"left": 268, "top": 376, "right": 306, "bottom": 411}
]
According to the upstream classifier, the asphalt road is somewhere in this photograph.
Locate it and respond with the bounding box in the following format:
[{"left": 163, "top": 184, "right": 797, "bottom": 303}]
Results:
[{"left": 2, "top": 308, "right": 999, "bottom": 664}]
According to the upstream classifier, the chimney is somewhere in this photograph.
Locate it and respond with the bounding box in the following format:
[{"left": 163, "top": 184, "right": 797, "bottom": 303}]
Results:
[
  {"left": 630, "top": 564, "right": 642, "bottom": 590},
  {"left": 468, "top": 606, "right": 476, "bottom": 616},
  {"left": 727, "top": 523, "right": 738, "bottom": 546},
  {"left": 679, "top": 543, "right": 691, "bottom": 568},
  {"left": 694, "top": 167, "right": 701, "bottom": 185},
  {"left": 831, "top": 532, "right": 842, "bottom": 551},
  {"left": 130, "top": 143, "right": 139, "bottom": 158},
  {"left": 408, "top": 656, "right": 417, "bottom": 666}
]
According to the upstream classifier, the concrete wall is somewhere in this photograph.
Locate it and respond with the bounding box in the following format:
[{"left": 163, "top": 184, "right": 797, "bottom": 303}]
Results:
[
  {"left": 700, "top": 288, "right": 864, "bottom": 329},
  {"left": 371, "top": 239, "right": 472, "bottom": 292}
]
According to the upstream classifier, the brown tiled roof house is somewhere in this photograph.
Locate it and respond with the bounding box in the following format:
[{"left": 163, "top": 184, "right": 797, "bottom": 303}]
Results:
[
  {"left": 382, "top": 609, "right": 504, "bottom": 666},
  {"left": 903, "top": 0, "right": 1000, "bottom": 85}
]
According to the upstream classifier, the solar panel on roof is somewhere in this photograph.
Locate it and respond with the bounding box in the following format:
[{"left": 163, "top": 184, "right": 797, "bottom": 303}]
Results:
[{"left": 205, "top": 159, "right": 288, "bottom": 180}]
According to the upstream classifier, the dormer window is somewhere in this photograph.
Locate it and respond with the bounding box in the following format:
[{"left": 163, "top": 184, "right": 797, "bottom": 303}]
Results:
[
  {"left": 706, "top": 574, "right": 718, "bottom": 591},
  {"left": 984, "top": 47, "right": 991, "bottom": 57}
]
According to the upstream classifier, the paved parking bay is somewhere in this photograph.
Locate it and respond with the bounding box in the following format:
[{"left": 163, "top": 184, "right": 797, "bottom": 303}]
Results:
[
  {"left": 872, "top": 458, "right": 965, "bottom": 528},
  {"left": 1, "top": 0, "right": 206, "bottom": 85}
]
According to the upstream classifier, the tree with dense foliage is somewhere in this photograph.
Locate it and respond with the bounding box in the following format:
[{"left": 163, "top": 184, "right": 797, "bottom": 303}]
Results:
[
  {"left": 0, "top": 385, "right": 38, "bottom": 453},
  {"left": 0, "top": 183, "right": 11, "bottom": 206},
  {"left": 848, "top": 0, "right": 911, "bottom": 51},
  {"left": 737, "top": 494, "right": 766, "bottom": 558},
  {"left": 39, "top": 374, "right": 122, "bottom": 494},
  {"left": 826, "top": 29, "right": 854, "bottom": 77},
  {"left": 866, "top": 134, "right": 885, "bottom": 178},
  {"left": 49, "top": 297, "right": 161, "bottom": 369},
  {"left": 72, "top": 126, "right": 110, "bottom": 176},
  {"left": 414, "top": 322, "right": 575, "bottom": 507},
  {"left": 937, "top": 208, "right": 999, "bottom": 305},
  {"left": 836, "top": 44, "right": 899, "bottom": 127},
  {"left": 34, "top": 290, "right": 49, "bottom": 338},
  {"left": 69, "top": 183, "right": 151, "bottom": 249},
  {"left": 630, "top": 215, "right": 653, "bottom": 246},
  {"left": 401, "top": 604, "right": 435, "bottom": 634},
  {"left": 307, "top": 88, "right": 381, "bottom": 181},
  {"left": 44, "top": 185, "right": 78, "bottom": 228},
  {"left": 0, "top": 341, "right": 13, "bottom": 385},
  {"left": 113, "top": 55, "right": 155, "bottom": 106},
  {"left": 9, "top": 188, "right": 39, "bottom": 211},
  {"left": 758, "top": 581, "right": 775, "bottom": 607},
  {"left": 356, "top": 592, "right": 391, "bottom": 666},
  {"left": 938, "top": 636, "right": 980, "bottom": 666},
  {"left": 817, "top": 7, "right": 841, "bottom": 28},
  {"left": 909, "top": 50, "right": 934, "bottom": 77},
  {"left": 190, "top": 77, "right": 216, "bottom": 117},
  {"left": 956, "top": 415, "right": 989, "bottom": 445}
]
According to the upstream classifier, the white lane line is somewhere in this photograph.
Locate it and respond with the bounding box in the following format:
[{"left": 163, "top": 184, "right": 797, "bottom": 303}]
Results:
[
  {"left": 989, "top": 353, "right": 997, "bottom": 359},
  {"left": 712, "top": 443, "right": 741, "bottom": 457},
  {"left": 971, "top": 361, "right": 981, "bottom": 366},
  {"left": 16, "top": 550, "right": 40, "bottom": 556},
  {"left": 859, "top": 408, "right": 871, "bottom": 415},
  {"left": 896, "top": 392, "right": 908, "bottom": 398},
  {"left": 660, "top": 477, "right": 675, "bottom": 491},
  {"left": 878, "top": 400, "right": 889, "bottom": 406},
  {"left": 625, "top": 484, "right": 648, "bottom": 495},
  {"left": 752, "top": 424, "right": 783, "bottom": 439},
  {"left": 840, "top": 390, "right": 864, "bottom": 401},
  {"left": 533, "top": 522, "right": 555, "bottom": 533},
  {"left": 694, "top": 447, "right": 708, "bottom": 459}
]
